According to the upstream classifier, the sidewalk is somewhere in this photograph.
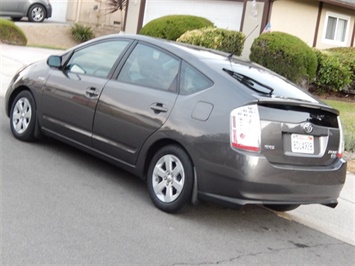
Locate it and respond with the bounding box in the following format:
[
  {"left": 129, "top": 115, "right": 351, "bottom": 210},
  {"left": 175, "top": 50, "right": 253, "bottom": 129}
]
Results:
[
  {"left": 1, "top": 43, "right": 354, "bottom": 246},
  {"left": 282, "top": 171, "right": 355, "bottom": 246}
]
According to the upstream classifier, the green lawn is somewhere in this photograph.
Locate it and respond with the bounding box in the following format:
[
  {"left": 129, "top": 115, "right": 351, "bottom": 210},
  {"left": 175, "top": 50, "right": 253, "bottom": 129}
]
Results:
[{"left": 324, "top": 100, "right": 355, "bottom": 152}]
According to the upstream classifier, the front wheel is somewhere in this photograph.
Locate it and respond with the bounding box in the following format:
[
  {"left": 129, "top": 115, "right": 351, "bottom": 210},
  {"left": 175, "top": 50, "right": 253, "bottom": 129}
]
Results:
[
  {"left": 264, "top": 204, "right": 300, "bottom": 212},
  {"left": 147, "top": 145, "right": 194, "bottom": 213},
  {"left": 10, "top": 91, "right": 36, "bottom": 141}
]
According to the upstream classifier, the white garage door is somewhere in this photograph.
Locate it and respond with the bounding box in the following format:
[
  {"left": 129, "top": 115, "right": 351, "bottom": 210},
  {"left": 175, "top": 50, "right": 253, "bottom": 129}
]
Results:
[
  {"left": 48, "top": 0, "right": 68, "bottom": 22},
  {"left": 143, "top": 0, "right": 244, "bottom": 31}
]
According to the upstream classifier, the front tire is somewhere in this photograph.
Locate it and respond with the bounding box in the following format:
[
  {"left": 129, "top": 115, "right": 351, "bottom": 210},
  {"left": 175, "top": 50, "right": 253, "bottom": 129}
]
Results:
[
  {"left": 28, "top": 4, "right": 46, "bottom": 22},
  {"left": 147, "top": 145, "right": 194, "bottom": 213},
  {"left": 10, "top": 91, "right": 36, "bottom": 141}
]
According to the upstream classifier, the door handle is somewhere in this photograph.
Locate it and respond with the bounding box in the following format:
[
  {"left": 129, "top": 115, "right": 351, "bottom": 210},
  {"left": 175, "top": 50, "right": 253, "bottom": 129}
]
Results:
[
  {"left": 150, "top": 103, "right": 168, "bottom": 113},
  {"left": 86, "top": 87, "right": 99, "bottom": 97}
]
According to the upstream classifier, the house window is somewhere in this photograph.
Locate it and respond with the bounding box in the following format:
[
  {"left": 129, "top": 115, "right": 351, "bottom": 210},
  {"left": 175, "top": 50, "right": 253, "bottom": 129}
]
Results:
[{"left": 323, "top": 12, "right": 350, "bottom": 45}]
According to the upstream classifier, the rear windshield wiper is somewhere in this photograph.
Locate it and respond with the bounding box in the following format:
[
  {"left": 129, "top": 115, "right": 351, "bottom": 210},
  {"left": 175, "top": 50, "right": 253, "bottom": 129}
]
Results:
[{"left": 223, "top": 68, "right": 274, "bottom": 96}]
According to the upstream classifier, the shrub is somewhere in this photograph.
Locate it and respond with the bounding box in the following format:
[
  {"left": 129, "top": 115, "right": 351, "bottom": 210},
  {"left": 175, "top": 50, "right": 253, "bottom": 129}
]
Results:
[
  {"left": 0, "top": 18, "right": 27, "bottom": 46},
  {"left": 69, "top": 23, "right": 95, "bottom": 43},
  {"left": 177, "top": 27, "right": 245, "bottom": 56},
  {"left": 326, "top": 47, "right": 355, "bottom": 77},
  {"left": 249, "top": 31, "right": 317, "bottom": 86},
  {"left": 139, "top": 15, "right": 214, "bottom": 41},
  {"left": 322, "top": 47, "right": 355, "bottom": 92},
  {"left": 313, "top": 50, "right": 352, "bottom": 93}
]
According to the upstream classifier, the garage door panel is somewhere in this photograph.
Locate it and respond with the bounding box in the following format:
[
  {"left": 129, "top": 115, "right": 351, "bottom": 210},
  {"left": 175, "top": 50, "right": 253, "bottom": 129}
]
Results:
[{"left": 144, "top": 0, "right": 243, "bottom": 31}]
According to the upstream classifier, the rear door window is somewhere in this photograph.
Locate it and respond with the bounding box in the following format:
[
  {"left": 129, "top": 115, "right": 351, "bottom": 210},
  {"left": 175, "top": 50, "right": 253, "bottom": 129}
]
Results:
[{"left": 117, "top": 43, "right": 180, "bottom": 92}]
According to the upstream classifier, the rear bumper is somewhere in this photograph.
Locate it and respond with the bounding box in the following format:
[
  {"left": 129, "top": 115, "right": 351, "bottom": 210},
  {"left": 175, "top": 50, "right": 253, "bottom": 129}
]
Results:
[{"left": 197, "top": 153, "right": 347, "bottom": 207}]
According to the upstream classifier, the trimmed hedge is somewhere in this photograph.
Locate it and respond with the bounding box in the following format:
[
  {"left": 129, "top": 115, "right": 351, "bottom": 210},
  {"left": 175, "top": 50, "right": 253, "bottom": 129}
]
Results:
[
  {"left": 0, "top": 18, "right": 27, "bottom": 46},
  {"left": 313, "top": 49, "right": 353, "bottom": 93},
  {"left": 177, "top": 27, "right": 245, "bottom": 56},
  {"left": 250, "top": 31, "right": 317, "bottom": 86},
  {"left": 139, "top": 15, "right": 214, "bottom": 41}
]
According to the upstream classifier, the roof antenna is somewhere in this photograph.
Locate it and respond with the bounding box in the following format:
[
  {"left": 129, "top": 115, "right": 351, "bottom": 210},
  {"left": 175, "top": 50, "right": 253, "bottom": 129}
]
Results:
[{"left": 227, "top": 24, "right": 259, "bottom": 60}]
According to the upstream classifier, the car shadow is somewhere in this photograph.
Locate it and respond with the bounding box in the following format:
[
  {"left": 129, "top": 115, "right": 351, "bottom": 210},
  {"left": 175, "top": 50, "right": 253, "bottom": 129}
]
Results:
[{"left": 34, "top": 136, "right": 287, "bottom": 223}]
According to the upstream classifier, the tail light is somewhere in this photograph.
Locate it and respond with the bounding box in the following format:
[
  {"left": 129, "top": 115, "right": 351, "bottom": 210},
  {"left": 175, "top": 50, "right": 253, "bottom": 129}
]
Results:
[
  {"left": 337, "top": 116, "right": 344, "bottom": 159},
  {"left": 230, "top": 104, "right": 261, "bottom": 152}
]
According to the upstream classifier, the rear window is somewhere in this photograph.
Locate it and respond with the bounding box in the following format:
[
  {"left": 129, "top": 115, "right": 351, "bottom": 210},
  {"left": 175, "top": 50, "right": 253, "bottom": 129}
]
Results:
[{"left": 221, "top": 61, "right": 318, "bottom": 103}]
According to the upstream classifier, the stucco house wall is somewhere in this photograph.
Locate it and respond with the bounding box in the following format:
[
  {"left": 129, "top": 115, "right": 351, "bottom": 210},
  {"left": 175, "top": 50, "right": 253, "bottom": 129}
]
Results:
[
  {"left": 270, "top": 0, "right": 319, "bottom": 47},
  {"left": 125, "top": 0, "right": 142, "bottom": 34},
  {"left": 241, "top": 1, "right": 266, "bottom": 58},
  {"left": 269, "top": 0, "right": 354, "bottom": 48},
  {"left": 66, "top": 0, "right": 123, "bottom": 29}
]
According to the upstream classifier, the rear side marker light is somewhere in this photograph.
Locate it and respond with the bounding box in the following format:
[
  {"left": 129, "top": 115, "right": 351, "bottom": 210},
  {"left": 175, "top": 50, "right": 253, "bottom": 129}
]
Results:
[
  {"left": 337, "top": 116, "right": 344, "bottom": 159},
  {"left": 230, "top": 104, "right": 261, "bottom": 152}
]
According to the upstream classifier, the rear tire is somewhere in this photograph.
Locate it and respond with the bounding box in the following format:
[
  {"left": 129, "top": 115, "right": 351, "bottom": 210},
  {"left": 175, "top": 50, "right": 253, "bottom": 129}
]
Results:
[
  {"left": 264, "top": 204, "right": 300, "bottom": 212},
  {"left": 147, "top": 145, "right": 194, "bottom": 213},
  {"left": 10, "top": 91, "right": 36, "bottom": 141},
  {"left": 28, "top": 4, "right": 46, "bottom": 22}
]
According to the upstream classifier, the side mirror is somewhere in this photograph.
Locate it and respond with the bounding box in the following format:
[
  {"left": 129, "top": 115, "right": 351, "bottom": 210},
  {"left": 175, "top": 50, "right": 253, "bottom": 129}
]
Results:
[{"left": 47, "top": 55, "right": 62, "bottom": 68}]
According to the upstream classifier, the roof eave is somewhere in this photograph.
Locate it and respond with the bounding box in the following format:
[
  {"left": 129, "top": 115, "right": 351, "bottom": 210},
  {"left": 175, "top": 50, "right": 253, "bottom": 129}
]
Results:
[{"left": 319, "top": 0, "right": 355, "bottom": 10}]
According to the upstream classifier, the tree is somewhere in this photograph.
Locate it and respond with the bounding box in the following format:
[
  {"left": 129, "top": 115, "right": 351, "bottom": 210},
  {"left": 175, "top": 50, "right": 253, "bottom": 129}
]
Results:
[
  {"left": 105, "top": 0, "right": 126, "bottom": 13},
  {"left": 104, "top": 0, "right": 127, "bottom": 30}
]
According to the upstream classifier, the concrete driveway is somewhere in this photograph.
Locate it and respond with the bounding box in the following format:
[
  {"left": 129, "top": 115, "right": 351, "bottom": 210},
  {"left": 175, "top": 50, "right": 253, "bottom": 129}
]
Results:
[{"left": 1, "top": 43, "right": 354, "bottom": 246}]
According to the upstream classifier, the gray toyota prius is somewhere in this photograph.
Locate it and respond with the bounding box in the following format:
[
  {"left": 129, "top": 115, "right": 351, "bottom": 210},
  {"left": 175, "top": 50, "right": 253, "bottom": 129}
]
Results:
[{"left": 5, "top": 34, "right": 347, "bottom": 213}]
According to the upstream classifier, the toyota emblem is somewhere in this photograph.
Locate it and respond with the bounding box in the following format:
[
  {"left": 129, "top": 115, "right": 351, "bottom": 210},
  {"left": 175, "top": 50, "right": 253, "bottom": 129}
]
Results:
[{"left": 303, "top": 122, "right": 313, "bottom": 134}]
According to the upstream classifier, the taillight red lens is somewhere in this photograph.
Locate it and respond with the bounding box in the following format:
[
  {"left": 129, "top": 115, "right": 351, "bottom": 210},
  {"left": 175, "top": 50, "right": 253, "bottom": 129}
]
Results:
[{"left": 230, "top": 104, "right": 261, "bottom": 152}]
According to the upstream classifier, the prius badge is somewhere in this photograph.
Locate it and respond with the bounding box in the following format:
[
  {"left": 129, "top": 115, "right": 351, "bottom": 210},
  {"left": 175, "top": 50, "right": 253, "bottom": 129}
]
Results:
[{"left": 303, "top": 122, "right": 313, "bottom": 134}]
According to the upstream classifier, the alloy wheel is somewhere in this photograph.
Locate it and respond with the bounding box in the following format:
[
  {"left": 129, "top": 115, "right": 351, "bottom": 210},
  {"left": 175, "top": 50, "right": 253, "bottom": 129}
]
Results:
[
  {"left": 152, "top": 154, "right": 185, "bottom": 203},
  {"left": 12, "top": 97, "right": 32, "bottom": 135},
  {"left": 30, "top": 7, "right": 44, "bottom": 22}
]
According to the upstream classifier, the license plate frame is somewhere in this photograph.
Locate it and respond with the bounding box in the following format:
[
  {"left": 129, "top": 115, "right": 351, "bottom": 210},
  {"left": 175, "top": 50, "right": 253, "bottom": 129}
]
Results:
[{"left": 291, "top": 134, "right": 314, "bottom": 154}]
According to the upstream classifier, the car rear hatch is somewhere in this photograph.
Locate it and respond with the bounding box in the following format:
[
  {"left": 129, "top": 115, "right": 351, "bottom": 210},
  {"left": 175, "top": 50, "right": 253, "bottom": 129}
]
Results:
[
  {"left": 257, "top": 98, "right": 343, "bottom": 166},
  {"left": 223, "top": 64, "right": 344, "bottom": 167}
]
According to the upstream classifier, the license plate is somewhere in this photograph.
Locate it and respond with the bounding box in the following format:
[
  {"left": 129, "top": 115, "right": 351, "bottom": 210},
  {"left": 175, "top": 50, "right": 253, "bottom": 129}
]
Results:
[{"left": 291, "top": 134, "right": 314, "bottom": 154}]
